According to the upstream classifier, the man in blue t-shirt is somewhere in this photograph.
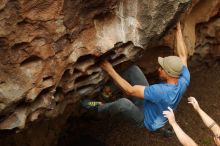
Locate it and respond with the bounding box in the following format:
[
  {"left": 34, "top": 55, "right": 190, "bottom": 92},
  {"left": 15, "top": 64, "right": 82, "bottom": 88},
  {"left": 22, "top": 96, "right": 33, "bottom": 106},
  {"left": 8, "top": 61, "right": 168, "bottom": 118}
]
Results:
[
  {"left": 143, "top": 58, "right": 190, "bottom": 131},
  {"left": 82, "top": 22, "right": 189, "bottom": 133}
]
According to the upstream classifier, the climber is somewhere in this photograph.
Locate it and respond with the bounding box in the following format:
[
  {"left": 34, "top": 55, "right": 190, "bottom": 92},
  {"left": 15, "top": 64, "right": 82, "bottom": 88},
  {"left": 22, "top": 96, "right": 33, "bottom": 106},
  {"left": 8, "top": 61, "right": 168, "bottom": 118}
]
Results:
[{"left": 81, "top": 22, "right": 190, "bottom": 135}]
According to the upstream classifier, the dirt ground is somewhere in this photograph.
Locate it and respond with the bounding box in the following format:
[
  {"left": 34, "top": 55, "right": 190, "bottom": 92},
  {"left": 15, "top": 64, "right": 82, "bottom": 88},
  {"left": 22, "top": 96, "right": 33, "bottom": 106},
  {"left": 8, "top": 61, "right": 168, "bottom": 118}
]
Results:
[{"left": 58, "top": 62, "right": 220, "bottom": 146}]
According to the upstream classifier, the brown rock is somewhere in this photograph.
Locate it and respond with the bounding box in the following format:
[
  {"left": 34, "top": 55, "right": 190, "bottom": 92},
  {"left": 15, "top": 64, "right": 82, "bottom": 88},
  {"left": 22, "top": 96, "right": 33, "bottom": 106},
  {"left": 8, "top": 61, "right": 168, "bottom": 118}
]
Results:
[{"left": 0, "top": 0, "right": 191, "bottom": 132}]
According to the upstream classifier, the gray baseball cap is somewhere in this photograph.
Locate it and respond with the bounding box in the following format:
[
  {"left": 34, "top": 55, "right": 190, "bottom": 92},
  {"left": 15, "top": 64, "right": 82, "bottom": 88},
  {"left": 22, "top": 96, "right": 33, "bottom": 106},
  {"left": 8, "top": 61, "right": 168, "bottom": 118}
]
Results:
[{"left": 158, "top": 56, "right": 183, "bottom": 77}]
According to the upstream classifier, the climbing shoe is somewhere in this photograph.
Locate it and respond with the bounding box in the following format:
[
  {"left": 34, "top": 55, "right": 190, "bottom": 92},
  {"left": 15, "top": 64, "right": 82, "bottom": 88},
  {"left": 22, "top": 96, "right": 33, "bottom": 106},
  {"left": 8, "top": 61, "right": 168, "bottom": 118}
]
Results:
[{"left": 81, "top": 99, "right": 102, "bottom": 110}]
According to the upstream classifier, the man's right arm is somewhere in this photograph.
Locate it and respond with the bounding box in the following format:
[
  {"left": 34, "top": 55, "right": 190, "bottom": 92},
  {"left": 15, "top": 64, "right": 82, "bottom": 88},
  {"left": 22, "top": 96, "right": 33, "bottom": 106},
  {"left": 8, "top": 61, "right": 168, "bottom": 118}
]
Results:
[
  {"left": 176, "top": 22, "right": 188, "bottom": 67},
  {"left": 100, "top": 60, "right": 145, "bottom": 99}
]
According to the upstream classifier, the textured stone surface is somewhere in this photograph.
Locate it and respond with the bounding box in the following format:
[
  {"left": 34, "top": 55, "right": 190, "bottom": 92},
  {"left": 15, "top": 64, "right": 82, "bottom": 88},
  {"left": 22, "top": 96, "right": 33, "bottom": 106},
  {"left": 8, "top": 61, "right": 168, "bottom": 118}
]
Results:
[
  {"left": 162, "top": 0, "right": 220, "bottom": 68},
  {"left": 195, "top": 12, "right": 220, "bottom": 58},
  {"left": 0, "top": 0, "right": 190, "bottom": 130},
  {"left": 183, "top": 0, "right": 220, "bottom": 55},
  {"left": 0, "top": 0, "right": 219, "bottom": 146}
]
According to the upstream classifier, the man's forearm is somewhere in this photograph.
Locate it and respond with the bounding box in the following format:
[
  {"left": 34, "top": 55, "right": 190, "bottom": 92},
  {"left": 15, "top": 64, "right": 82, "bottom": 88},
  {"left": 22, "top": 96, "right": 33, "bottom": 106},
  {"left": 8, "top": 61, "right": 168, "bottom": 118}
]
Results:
[
  {"left": 176, "top": 24, "right": 188, "bottom": 66},
  {"left": 105, "top": 66, "right": 134, "bottom": 95},
  {"left": 171, "top": 122, "right": 198, "bottom": 146},
  {"left": 101, "top": 61, "right": 145, "bottom": 99}
]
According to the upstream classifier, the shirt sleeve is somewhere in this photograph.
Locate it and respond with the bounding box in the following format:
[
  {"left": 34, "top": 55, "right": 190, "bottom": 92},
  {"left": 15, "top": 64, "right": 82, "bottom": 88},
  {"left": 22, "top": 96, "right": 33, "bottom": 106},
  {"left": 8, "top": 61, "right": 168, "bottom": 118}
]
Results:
[
  {"left": 144, "top": 84, "right": 164, "bottom": 103},
  {"left": 179, "top": 66, "right": 190, "bottom": 86}
]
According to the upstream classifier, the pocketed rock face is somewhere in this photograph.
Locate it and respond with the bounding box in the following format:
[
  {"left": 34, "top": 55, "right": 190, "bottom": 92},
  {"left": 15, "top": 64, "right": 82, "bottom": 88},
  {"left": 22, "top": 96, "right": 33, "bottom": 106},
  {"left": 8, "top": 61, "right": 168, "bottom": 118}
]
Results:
[
  {"left": 161, "top": 0, "right": 220, "bottom": 69},
  {"left": 162, "top": 0, "right": 220, "bottom": 57},
  {"left": 194, "top": 11, "right": 220, "bottom": 60},
  {"left": 0, "top": 0, "right": 190, "bottom": 131},
  {"left": 183, "top": 0, "right": 220, "bottom": 56}
]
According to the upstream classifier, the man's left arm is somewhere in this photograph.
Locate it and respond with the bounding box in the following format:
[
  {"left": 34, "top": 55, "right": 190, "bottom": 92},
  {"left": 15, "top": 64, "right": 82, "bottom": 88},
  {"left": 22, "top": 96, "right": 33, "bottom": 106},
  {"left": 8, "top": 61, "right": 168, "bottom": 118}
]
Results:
[
  {"left": 100, "top": 60, "right": 145, "bottom": 99},
  {"left": 176, "top": 22, "right": 188, "bottom": 67}
]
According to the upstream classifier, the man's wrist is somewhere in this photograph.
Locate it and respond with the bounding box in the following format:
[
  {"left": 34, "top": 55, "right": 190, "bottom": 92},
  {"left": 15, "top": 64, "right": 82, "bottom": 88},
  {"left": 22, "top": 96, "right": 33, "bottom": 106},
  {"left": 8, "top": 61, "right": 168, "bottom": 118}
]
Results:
[
  {"left": 170, "top": 121, "right": 177, "bottom": 126},
  {"left": 195, "top": 106, "right": 201, "bottom": 112}
]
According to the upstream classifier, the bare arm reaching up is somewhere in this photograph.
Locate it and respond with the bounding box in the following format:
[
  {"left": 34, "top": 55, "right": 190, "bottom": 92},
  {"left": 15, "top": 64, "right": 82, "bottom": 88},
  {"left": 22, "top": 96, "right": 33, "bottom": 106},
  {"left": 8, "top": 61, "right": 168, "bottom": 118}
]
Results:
[
  {"left": 176, "top": 22, "right": 188, "bottom": 67},
  {"left": 188, "top": 97, "right": 220, "bottom": 146},
  {"left": 163, "top": 107, "right": 198, "bottom": 146},
  {"left": 100, "top": 60, "right": 145, "bottom": 99}
]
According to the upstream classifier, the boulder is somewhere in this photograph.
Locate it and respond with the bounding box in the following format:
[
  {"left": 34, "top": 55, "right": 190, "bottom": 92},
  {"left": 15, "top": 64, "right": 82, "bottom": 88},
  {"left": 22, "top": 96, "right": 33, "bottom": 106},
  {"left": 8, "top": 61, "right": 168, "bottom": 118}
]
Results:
[{"left": 0, "top": 0, "right": 190, "bottom": 130}]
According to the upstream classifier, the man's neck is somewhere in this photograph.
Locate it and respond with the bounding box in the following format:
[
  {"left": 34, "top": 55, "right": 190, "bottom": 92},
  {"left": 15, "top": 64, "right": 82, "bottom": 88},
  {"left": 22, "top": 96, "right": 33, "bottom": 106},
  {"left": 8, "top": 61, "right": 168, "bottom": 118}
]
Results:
[{"left": 166, "top": 78, "right": 178, "bottom": 85}]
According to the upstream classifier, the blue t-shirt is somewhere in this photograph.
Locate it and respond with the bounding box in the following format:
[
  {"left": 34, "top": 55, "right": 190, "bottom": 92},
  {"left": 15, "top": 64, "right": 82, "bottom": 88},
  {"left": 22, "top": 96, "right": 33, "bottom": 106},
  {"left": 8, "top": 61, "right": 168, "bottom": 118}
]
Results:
[{"left": 143, "top": 66, "right": 190, "bottom": 131}]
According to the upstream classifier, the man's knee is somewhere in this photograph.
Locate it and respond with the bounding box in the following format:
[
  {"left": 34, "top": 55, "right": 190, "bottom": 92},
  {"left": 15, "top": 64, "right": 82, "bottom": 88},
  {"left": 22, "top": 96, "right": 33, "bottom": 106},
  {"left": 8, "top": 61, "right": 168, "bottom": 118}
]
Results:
[
  {"left": 127, "top": 65, "right": 141, "bottom": 73},
  {"left": 116, "top": 98, "right": 134, "bottom": 110},
  {"left": 117, "top": 98, "right": 132, "bottom": 105}
]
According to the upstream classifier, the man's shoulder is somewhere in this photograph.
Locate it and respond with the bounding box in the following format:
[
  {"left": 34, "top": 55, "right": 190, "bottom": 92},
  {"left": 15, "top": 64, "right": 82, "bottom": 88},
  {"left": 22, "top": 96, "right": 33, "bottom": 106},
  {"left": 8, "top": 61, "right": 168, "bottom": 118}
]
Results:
[
  {"left": 144, "top": 84, "right": 164, "bottom": 96},
  {"left": 146, "top": 83, "right": 168, "bottom": 94},
  {"left": 148, "top": 83, "right": 165, "bottom": 89},
  {"left": 179, "top": 65, "right": 190, "bottom": 85}
]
